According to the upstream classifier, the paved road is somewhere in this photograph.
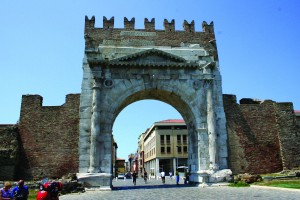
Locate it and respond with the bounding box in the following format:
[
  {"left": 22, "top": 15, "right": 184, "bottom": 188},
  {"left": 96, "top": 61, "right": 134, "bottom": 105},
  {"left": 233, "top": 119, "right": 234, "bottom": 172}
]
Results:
[{"left": 60, "top": 177, "right": 300, "bottom": 200}]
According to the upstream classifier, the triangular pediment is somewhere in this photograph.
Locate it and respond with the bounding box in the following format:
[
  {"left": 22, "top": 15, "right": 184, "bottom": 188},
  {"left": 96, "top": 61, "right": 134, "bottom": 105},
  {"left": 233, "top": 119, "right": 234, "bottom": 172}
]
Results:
[
  {"left": 107, "top": 49, "right": 196, "bottom": 67},
  {"left": 87, "top": 48, "right": 199, "bottom": 68},
  {"left": 113, "top": 49, "right": 186, "bottom": 63}
]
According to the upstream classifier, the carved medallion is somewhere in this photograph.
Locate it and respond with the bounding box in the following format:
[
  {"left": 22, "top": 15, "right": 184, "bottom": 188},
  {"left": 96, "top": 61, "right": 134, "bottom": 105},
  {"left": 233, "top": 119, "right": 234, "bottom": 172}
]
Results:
[
  {"left": 193, "top": 80, "right": 201, "bottom": 90},
  {"left": 104, "top": 79, "right": 113, "bottom": 88}
]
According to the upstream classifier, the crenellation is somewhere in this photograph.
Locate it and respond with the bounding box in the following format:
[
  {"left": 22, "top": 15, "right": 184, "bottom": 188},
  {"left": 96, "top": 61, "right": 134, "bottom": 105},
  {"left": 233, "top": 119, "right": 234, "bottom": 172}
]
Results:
[
  {"left": 124, "top": 17, "right": 135, "bottom": 30},
  {"left": 103, "top": 16, "right": 114, "bottom": 29},
  {"left": 84, "top": 16, "right": 214, "bottom": 33},
  {"left": 163, "top": 19, "right": 175, "bottom": 32},
  {"left": 202, "top": 21, "right": 214, "bottom": 34},
  {"left": 85, "top": 16, "right": 95, "bottom": 29},
  {"left": 144, "top": 18, "right": 155, "bottom": 31},
  {"left": 183, "top": 20, "right": 195, "bottom": 33}
]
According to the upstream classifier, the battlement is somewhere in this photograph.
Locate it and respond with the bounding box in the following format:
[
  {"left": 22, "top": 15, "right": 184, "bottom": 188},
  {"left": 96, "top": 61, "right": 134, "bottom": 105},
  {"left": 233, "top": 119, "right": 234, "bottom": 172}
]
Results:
[
  {"left": 84, "top": 16, "right": 217, "bottom": 59},
  {"left": 84, "top": 16, "right": 213, "bottom": 33}
]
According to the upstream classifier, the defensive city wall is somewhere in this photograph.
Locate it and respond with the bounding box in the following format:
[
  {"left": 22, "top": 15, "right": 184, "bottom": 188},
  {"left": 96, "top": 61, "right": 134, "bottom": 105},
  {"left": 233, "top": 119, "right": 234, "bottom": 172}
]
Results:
[
  {"left": 0, "top": 17, "right": 299, "bottom": 180},
  {"left": 0, "top": 94, "right": 299, "bottom": 180}
]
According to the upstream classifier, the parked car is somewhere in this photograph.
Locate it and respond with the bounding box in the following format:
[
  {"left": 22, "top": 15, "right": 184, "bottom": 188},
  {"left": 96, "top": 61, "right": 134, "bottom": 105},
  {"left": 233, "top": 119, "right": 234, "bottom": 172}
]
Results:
[{"left": 117, "top": 173, "right": 125, "bottom": 179}]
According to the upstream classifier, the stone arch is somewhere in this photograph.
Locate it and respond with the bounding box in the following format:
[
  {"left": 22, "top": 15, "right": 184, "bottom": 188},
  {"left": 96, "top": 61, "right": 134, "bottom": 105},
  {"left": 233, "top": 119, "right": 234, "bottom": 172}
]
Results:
[
  {"left": 78, "top": 56, "right": 229, "bottom": 189},
  {"left": 78, "top": 18, "right": 230, "bottom": 188}
]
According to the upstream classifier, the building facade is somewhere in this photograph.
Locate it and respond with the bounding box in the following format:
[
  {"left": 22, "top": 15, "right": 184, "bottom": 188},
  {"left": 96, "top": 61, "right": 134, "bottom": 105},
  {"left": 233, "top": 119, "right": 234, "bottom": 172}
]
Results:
[
  {"left": 142, "top": 119, "right": 188, "bottom": 177},
  {"left": 138, "top": 133, "right": 145, "bottom": 177},
  {"left": 115, "top": 158, "right": 125, "bottom": 176}
]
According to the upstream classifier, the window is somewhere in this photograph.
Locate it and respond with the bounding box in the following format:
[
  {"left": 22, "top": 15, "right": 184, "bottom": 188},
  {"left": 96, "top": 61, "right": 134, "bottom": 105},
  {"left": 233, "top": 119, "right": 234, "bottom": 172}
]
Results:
[
  {"left": 183, "top": 146, "right": 188, "bottom": 153},
  {"left": 166, "top": 135, "right": 170, "bottom": 144},
  {"left": 177, "top": 146, "right": 182, "bottom": 153},
  {"left": 167, "top": 146, "right": 171, "bottom": 153},
  {"left": 177, "top": 135, "right": 181, "bottom": 144},
  {"left": 183, "top": 135, "right": 187, "bottom": 144},
  {"left": 160, "top": 135, "right": 164, "bottom": 144},
  {"left": 161, "top": 147, "right": 165, "bottom": 153}
]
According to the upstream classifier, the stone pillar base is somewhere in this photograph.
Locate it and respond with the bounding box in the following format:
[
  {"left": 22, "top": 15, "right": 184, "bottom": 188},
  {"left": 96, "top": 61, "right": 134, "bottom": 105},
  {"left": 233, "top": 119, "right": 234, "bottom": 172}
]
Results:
[
  {"left": 189, "top": 169, "right": 232, "bottom": 185},
  {"left": 77, "top": 173, "right": 112, "bottom": 190}
]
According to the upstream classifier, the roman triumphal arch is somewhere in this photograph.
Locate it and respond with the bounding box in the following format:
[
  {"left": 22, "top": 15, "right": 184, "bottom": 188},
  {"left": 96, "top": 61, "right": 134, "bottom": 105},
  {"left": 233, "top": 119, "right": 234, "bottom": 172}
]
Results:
[{"left": 77, "top": 16, "right": 231, "bottom": 189}]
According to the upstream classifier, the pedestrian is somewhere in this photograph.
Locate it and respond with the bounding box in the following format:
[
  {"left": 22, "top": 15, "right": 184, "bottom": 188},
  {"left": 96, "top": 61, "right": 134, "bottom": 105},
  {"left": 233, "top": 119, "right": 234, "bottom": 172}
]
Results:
[
  {"left": 11, "top": 180, "right": 29, "bottom": 200},
  {"left": 176, "top": 171, "right": 180, "bottom": 185},
  {"left": 132, "top": 171, "right": 137, "bottom": 186},
  {"left": 161, "top": 170, "right": 165, "bottom": 184},
  {"left": 0, "top": 181, "right": 13, "bottom": 200},
  {"left": 143, "top": 170, "right": 148, "bottom": 184},
  {"left": 169, "top": 171, "right": 173, "bottom": 179},
  {"left": 184, "top": 171, "right": 190, "bottom": 184}
]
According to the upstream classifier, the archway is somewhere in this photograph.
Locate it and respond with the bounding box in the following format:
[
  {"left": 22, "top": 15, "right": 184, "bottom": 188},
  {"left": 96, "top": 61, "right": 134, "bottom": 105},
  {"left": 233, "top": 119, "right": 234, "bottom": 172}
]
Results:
[{"left": 77, "top": 16, "right": 230, "bottom": 189}]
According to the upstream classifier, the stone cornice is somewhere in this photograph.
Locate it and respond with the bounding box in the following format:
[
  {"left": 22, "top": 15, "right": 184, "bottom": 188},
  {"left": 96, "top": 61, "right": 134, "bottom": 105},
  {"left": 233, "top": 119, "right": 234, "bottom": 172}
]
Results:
[{"left": 87, "top": 48, "right": 199, "bottom": 68}]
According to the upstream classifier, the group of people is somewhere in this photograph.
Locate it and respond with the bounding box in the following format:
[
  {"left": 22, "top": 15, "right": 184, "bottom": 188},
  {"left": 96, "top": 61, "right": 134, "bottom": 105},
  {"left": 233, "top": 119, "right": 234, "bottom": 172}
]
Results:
[
  {"left": 131, "top": 170, "right": 148, "bottom": 185},
  {"left": 130, "top": 170, "right": 189, "bottom": 185},
  {"left": 0, "top": 180, "right": 29, "bottom": 200}
]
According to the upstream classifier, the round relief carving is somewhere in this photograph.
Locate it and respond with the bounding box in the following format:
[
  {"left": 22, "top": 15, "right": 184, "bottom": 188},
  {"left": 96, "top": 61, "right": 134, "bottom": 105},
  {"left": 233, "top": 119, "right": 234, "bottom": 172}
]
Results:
[
  {"left": 104, "top": 79, "right": 113, "bottom": 88},
  {"left": 193, "top": 80, "right": 201, "bottom": 90}
]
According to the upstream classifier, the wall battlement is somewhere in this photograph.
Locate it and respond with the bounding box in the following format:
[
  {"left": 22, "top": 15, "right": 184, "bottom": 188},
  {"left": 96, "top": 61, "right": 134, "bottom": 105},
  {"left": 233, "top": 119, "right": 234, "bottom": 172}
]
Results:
[
  {"left": 85, "top": 16, "right": 212, "bottom": 33},
  {"left": 18, "top": 94, "right": 80, "bottom": 179},
  {"left": 223, "top": 94, "right": 300, "bottom": 174},
  {"left": 84, "top": 16, "right": 216, "bottom": 57}
]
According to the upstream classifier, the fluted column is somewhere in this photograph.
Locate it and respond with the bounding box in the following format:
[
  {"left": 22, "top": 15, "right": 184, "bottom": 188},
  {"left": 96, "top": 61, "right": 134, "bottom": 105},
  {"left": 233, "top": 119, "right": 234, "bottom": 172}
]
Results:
[
  {"left": 206, "top": 80, "right": 218, "bottom": 170},
  {"left": 88, "top": 78, "right": 101, "bottom": 173},
  {"left": 203, "top": 62, "right": 219, "bottom": 171}
]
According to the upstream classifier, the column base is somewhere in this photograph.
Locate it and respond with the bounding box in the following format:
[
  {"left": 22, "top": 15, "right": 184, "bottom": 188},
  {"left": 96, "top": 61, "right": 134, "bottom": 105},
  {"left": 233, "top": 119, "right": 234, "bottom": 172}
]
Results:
[
  {"left": 189, "top": 169, "right": 232, "bottom": 185},
  {"left": 77, "top": 173, "right": 112, "bottom": 190}
]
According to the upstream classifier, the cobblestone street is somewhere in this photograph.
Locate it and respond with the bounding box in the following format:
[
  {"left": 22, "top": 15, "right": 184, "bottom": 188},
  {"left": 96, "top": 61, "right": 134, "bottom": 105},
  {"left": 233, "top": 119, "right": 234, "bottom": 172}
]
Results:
[{"left": 60, "top": 177, "right": 300, "bottom": 200}]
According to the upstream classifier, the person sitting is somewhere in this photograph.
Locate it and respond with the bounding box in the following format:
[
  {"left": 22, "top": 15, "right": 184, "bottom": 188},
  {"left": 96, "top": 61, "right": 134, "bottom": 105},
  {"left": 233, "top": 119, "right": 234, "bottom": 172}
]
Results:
[
  {"left": 12, "top": 180, "right": 29, "bottom": 200},
  {"left": 0, "top": 181, "right": 13, "bottom": 200}
]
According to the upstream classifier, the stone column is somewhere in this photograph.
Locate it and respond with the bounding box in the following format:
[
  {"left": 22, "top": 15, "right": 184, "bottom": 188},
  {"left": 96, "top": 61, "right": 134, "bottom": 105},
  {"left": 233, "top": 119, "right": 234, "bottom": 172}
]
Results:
[
  {"left": 173, "top": 157, "right": 177, "bottom": 175},
  {"left": 156, "top": 158, "right": 160, "bottom": 179},
  {"left": 203, "top": 63, "right": 219, "bottom": 171},
  {"left": 206, "top": 79, "right": 218, "bottom": 171},
  {"left": 88, "top": 78, "right": 101, "bottom": 173}
]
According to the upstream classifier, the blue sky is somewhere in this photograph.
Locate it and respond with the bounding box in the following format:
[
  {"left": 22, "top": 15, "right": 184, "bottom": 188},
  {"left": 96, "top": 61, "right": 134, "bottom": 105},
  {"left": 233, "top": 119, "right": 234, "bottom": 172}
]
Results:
[{"left": 1, "top": 0, "right": 299, "bottom": 160}]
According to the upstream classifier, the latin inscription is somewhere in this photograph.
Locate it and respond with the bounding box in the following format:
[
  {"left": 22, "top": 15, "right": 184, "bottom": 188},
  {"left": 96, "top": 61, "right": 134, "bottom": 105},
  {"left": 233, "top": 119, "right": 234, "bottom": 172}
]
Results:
[
  {"left": 103, "top": 39, "right": 154, "bottom": 46},
  {"left": 120, "top": 31, "right": 157, "bottom": 37}
]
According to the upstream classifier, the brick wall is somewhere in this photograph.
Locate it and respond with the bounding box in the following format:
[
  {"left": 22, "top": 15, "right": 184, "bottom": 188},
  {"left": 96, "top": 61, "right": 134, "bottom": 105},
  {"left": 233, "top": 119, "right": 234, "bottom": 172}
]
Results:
[
  {"left": 18, "top": 94, "right": 80, "bottom": 180},
  {"left": 223, "top": 94, "right": 300, "bottom": 174},
  {"left": 2, "top": 93, "right": 299, "bottom": 180},
  {"left": 0, "top": 125, "right": 19, "bottom": 180}
]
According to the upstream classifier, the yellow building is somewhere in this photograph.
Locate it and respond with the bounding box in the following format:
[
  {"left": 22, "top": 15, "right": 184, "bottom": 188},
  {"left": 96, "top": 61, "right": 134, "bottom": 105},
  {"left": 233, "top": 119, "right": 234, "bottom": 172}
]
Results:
[{"left": 142, "top": 119, "right": 188, "bottom": 177}]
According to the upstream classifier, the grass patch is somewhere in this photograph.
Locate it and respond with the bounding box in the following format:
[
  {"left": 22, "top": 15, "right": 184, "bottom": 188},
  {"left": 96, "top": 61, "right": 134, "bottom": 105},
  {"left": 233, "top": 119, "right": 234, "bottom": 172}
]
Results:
[
  {"left": 254, "top": 180, "right": 300, "bottom": 189},
  {"left": 28, "top": 189, "right": 38, "bottom": 200},
  {"left": 229, "top": 181, "right": 250, "bottom": 187}
]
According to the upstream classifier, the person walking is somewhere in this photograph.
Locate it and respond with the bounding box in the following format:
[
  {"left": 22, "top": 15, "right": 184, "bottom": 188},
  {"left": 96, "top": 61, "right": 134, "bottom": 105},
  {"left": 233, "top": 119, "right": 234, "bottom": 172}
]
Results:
[
  {"left": 143, "top": 170, "right": 148, "bottom": 184},
  {"left": 176, "top": 171, "right": 180, "bottom": 185},
  {"left": 11, "top": 180, "right": 29, "bottom": 200},
  {"left": 169, "top": 171, "right": 173, "bottom": 179},
  {"left": 0, "top": 182, "right": 13, "bottom": 200},
  {"left": 160, "top": 170, "right": 165, "bottom": 184},
  {"left": 132, "top": 171, "right": 137, "bottom": 186}
]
